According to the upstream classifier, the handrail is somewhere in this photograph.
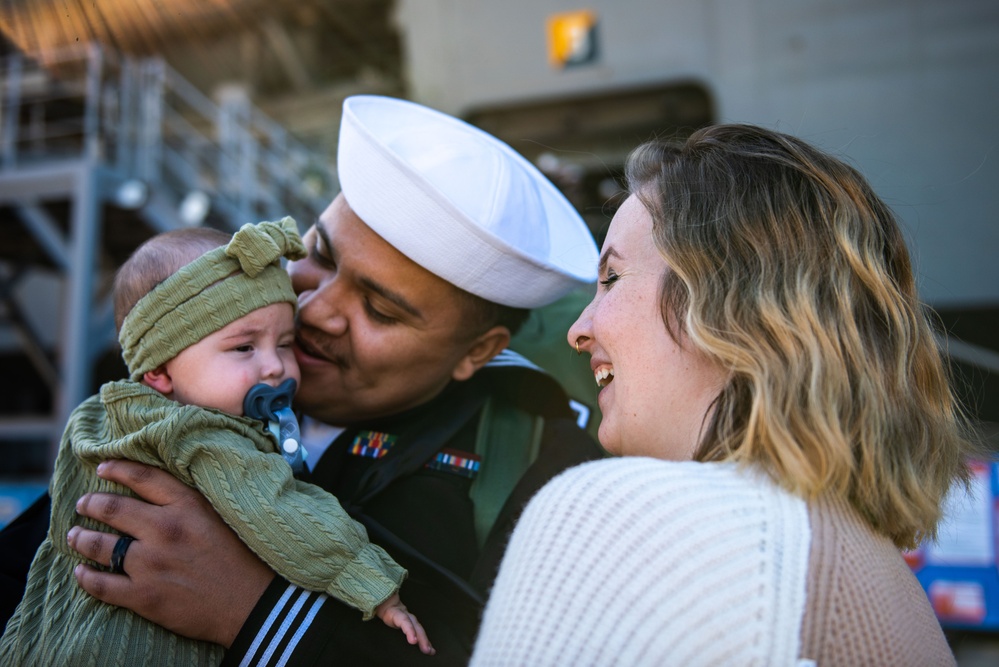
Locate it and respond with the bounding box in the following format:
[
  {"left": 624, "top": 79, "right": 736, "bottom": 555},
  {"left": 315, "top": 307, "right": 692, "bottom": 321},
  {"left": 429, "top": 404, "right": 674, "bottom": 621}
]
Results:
[{"left": 0, "top": 42, "right": 333, "bottom": 229}]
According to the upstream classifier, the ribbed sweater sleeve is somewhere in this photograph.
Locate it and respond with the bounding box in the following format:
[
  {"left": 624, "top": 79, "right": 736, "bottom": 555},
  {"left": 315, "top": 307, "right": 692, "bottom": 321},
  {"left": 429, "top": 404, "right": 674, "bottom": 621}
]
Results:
[
  {"left": 95, "top": 381, "right": 406, "bottom": 617},
  {"left": 471, "top": 457, "right": 811, "bottom": 666},
  {"left": 797, "top": 496, "right": 956, "bottom": 666}
]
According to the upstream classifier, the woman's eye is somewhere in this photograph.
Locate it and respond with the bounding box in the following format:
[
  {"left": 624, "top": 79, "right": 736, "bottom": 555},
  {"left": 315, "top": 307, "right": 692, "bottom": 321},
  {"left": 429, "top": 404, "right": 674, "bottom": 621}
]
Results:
[{"left": 599, "top": 270, "right": 619, "bottom": 287}]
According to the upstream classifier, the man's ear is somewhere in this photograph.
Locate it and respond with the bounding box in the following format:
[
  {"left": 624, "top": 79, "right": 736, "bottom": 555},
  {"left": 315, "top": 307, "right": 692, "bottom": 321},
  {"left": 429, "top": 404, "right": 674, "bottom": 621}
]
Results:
[
  {"left": 452, "top": 325, "right": 511, "bottom": 382},
  {"left": 142, "top": 365, "right": 174, "bottom": 395}
]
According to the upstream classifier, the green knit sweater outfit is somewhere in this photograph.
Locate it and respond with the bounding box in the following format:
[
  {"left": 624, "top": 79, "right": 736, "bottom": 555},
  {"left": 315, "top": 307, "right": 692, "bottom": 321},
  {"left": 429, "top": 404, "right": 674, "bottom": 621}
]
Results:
[{"left": 1, "top": 219, "right": 406, "bottom": 667}]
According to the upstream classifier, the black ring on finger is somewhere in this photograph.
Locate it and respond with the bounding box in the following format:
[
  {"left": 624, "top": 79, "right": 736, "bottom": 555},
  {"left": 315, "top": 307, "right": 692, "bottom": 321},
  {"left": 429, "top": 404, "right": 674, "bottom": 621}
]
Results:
[{"left": 110, "top": 535, "right": 134, "bottom": 575}]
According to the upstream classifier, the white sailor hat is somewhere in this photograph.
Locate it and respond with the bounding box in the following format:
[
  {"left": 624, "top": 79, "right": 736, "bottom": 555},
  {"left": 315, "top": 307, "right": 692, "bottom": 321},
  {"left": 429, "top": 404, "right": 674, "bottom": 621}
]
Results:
[{"left": 337, "top": 95, "right": 598, "bottom": 309}]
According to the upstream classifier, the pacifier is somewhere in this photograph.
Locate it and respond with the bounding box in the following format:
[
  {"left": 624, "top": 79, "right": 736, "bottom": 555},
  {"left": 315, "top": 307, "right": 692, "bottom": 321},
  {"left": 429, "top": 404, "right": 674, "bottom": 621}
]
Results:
[{"left": 243, "top": 378, "right": 307, "bottom": 475}]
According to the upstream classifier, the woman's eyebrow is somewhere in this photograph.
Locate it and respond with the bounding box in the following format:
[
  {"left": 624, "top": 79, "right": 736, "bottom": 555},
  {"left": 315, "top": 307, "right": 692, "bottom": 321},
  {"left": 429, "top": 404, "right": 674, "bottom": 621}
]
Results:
[{"left": 598, "top": 247, "right": 620, "bottom": 272}]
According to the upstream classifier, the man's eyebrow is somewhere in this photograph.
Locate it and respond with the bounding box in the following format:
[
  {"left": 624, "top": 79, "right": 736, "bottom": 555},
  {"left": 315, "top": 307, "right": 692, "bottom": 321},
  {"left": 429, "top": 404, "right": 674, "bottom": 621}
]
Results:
[
  {"left": 315, "top": 218, "right": 424, "bottom": 321},
  {"left": 315, "top": 221, "right": 337, "bottom": 260}
]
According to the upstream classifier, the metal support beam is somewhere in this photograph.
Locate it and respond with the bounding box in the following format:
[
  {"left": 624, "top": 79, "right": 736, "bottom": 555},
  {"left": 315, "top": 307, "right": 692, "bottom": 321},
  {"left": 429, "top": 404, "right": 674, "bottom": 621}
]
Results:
[
  {"left": 137, "top": 59, "right": 164, "bottom": 184},
  {"left": 54, "top": 164, "right": 101, "bottom": 469},
  {"left": 0, "top": 266, "right": 59, "bottom": 391},
  {"left": 83, "top": 44, "right": 103, "bottom": 160},
  {"left": 1, "top": 53, "right": 22, "bottom": 167},
  {"left": 15, "top": 203, "right": 71, "bottom": 270},
  {"left": 0, "top": 160, "right": 87, "bottom": 201}
]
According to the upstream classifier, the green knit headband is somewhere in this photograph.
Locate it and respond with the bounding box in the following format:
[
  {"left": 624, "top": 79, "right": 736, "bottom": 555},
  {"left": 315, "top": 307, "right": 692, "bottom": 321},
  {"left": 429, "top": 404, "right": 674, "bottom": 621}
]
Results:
[{"left": 120, "top": 217, "right": 307, "bottom": 380}]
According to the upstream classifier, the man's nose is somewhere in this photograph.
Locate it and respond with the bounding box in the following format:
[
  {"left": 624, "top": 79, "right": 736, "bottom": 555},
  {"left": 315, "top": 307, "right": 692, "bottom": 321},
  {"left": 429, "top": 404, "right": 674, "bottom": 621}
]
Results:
[{"left": 297, "top": 277, "right": 348, "bottom": 336}]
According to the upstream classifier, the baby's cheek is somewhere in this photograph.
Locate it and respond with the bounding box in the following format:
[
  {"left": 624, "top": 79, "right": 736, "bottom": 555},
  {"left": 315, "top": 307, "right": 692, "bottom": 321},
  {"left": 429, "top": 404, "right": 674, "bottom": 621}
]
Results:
[{"left": 283, "top": 353, "right": 302, "bottom": 386}]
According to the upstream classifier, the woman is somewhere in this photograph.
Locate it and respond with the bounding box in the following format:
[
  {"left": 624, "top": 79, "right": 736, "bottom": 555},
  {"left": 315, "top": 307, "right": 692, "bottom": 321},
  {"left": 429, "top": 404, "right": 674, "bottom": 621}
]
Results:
[{"left": 471, "top": 124, "right": 975, "bottom": 666}]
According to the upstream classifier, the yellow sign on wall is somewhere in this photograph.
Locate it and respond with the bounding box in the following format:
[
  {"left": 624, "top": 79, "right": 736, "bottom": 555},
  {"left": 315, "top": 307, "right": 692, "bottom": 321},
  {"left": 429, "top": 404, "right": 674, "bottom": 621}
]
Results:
[{"left": 546, "top": 10, "right": 598, "bottom": 69}]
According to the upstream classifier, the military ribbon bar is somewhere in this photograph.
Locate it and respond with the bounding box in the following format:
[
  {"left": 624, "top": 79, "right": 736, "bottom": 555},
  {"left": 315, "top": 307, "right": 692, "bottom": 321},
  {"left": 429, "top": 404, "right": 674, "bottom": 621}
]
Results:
[
  {"left": 349, "top": 431, "right": 397, "bottom": 459},
  {"left": 425, "top": 448, "right": 482, "bottom": 478}
]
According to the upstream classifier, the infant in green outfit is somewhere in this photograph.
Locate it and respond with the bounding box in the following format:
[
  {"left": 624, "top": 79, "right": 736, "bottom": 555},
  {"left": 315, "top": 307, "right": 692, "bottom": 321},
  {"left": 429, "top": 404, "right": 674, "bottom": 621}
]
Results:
[{"left": 1, "top": 218, "right": 433, "bottom": 666}]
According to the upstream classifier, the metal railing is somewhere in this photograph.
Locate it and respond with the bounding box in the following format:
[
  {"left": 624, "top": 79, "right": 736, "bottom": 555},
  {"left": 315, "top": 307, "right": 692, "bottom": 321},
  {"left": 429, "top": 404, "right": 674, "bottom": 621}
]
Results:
[{"left": 0, "top": 42, "right": 335, "bottom": 230}]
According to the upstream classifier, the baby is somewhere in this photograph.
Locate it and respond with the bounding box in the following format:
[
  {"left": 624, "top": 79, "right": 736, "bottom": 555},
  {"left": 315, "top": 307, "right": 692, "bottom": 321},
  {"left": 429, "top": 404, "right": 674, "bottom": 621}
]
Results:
[{"left": 1, "top": 218, "right": 432, "bottom": 666}]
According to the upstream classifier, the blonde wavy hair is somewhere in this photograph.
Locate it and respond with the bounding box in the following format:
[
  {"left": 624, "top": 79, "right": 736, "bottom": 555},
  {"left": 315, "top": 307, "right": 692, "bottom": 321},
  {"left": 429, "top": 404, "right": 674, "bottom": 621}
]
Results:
[{"left": 627, "top": 124, "right": 975, "bottom": 548}]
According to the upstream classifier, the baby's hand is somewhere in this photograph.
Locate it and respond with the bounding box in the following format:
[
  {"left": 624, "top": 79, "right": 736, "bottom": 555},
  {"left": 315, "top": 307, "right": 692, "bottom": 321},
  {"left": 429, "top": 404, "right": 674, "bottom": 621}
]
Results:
[{"left": 375, "top": 592, "right": 435, "bottom": 655}]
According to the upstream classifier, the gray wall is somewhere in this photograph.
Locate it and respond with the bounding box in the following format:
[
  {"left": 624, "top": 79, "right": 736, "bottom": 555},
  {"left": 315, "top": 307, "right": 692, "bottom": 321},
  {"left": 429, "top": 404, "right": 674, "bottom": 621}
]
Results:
[{"left": 397, "top": 0, "right": 999, "bottom": 307}]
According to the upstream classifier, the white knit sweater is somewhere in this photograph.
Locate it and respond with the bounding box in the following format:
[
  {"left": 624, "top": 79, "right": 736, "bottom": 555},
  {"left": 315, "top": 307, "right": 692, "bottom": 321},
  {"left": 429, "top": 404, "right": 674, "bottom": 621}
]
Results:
[{"left": 471, "top": 457, "right": 811, "bottom": 666}]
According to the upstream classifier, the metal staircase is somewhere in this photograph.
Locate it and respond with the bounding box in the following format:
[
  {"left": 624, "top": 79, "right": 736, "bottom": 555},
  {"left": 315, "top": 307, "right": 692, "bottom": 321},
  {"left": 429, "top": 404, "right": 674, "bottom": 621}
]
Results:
[{"left": 0, "top": 43, "right": 336, "bottom": 472}]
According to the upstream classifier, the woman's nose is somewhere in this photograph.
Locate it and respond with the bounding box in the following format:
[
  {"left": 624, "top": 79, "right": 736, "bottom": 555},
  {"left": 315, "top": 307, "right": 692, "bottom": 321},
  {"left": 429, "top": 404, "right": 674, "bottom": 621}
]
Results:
[{"left": 567, "top": 300, "right": 594, "bottom": 354}]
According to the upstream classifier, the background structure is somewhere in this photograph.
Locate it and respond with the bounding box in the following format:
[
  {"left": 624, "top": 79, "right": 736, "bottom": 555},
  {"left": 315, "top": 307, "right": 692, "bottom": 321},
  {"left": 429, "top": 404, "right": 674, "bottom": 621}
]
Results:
[{"left": 0, "top": 1, "right": 997, "bottom": 658}]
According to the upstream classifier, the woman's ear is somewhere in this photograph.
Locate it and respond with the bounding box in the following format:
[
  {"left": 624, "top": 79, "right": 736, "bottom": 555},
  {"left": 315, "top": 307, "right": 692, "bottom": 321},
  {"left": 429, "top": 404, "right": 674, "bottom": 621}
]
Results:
[
  {"left": 142, "top": 365, "right": 174, "bottom": 395},
  {"left": 451, "top": 325, "right": 511, "bottom": 382}
]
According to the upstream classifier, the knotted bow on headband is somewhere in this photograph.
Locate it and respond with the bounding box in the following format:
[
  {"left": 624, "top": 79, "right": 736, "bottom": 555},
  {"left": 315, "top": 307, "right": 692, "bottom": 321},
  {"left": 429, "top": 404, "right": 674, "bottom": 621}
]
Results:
[
  {"left": 226, "top": 216, "right": 304, "bottom": 277},
  {"left": 120, "top": 217, "right": 306, "bottom": 380}
]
